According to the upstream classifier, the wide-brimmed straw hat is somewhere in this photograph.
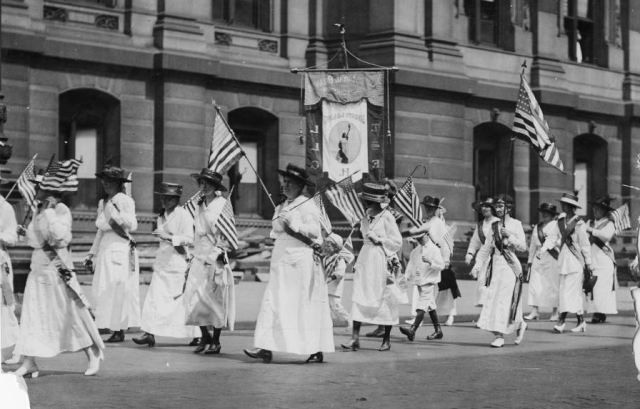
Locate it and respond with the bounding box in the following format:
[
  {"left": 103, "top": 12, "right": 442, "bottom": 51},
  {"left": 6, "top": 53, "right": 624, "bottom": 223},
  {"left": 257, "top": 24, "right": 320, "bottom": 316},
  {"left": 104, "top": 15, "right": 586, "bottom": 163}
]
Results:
[
  {"left": 557, "top": 193, "right": 580, "bottom": 209},
  {"left": 325, "top": 233, "right": 344, "bottom": 248},
  {"left": 589, "top": 196, "right": 615, "bottom": 212},
  {"left": 190, "top": 168, "right": 227, "bottom": 191},
  {"left": 421, "top": 195, "right": 442, "bottom": 209},
  {"left": 96, "top": 164, "right": 131, "bottom": 183},
  {"left": 538, "top": 202, "right": 559, "bottom": 215},
  {"left": 277, "top": 163, "right": 314, "bottom": 187},
  {"left": 361, "top": 183, "right": 388, "bottom": 203},
  {"left": 155, "top": 182, "right": 183, "bottom": 197}
]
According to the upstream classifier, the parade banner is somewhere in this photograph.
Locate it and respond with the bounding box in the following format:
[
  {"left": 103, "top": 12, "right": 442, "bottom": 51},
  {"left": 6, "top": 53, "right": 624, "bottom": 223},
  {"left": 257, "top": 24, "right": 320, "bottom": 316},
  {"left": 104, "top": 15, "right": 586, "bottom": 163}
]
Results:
[{"left": 304, "top": 71, "right": 385, "bottom": 186}]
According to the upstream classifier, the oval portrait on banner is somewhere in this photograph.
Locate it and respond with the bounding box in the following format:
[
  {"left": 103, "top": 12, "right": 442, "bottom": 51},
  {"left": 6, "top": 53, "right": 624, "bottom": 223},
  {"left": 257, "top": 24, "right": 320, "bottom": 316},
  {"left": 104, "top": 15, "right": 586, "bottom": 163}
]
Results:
[{"left": 328, "top": 121, "right": 362, "bottom": 165}]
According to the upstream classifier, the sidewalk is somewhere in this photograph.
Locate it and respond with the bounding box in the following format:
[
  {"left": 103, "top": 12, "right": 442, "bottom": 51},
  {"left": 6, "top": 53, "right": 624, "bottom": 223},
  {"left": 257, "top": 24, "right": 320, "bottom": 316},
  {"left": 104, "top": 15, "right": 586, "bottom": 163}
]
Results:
[{"left": 75, "top": 275, "right": 638, "bottom": 330}]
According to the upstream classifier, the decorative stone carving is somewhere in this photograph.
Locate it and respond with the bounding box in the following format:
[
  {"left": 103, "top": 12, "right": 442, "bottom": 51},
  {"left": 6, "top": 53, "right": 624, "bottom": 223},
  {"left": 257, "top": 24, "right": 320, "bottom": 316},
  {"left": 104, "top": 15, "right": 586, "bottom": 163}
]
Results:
[
  {"left": 95, "top": 14, "right": 119, "bottom": 31},
  {"left": 215, "top": 32, "right": 232, "bottom": 46},
  {"left": 44, "top": 6, "right": 69, "bottom": 22},
  {"left": 258, "top": 40, "right": 278, "bottom": 53}
]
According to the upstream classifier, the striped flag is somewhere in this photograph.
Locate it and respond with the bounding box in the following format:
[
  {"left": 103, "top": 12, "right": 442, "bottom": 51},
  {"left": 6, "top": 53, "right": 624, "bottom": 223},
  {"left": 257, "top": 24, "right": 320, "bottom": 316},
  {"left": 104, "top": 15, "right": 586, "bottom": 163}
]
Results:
[
  {"left": 216, "top": 198, "right": 238, "bottom": 250},
  {"left": 324, "top": 175, "right": 365, "bottom": 226},
  {"left": 513, "top": 75, "right": 564, "bottom": 172},
  {"left": 16, "top": 154, "right": 38, "bottom": 211},
  {"left": 313, "top": 192, "right": 332, "bottom": 234},
  {"left": 40, "top": 159, "right": 82, "bottom": 192},
  {"left": 183, "top": 191, "right": 204, "bottom": 219},
  {"left": 208, "top": 110, "right": 243, "bottom": 174},
  {"left": 610, "top": 203, "right": 631, "bottom": 234},
  {"left": 391, "top": 177, "right": 423, "bottom": 228}
]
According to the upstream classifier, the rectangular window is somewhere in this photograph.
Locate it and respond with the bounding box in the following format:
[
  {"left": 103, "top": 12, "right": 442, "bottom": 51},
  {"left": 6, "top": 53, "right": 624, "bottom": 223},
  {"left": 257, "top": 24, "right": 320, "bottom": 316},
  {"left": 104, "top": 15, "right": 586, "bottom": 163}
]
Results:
[
  {"left": 563, "top": 0, "right": 607, "bottom": 66},
  {"left": 465, "top": 0, "right": 514, "bottom": 51},
  {"left": 212, "top": 0, "right": 272, "bottom": 32}
]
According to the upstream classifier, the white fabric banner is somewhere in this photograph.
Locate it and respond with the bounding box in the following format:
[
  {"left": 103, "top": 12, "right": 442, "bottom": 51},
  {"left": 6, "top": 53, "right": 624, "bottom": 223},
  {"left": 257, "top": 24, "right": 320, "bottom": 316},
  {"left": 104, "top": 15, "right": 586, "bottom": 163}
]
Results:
[{"left": 322, "top": 100, "right": 368, "bottom": 181}]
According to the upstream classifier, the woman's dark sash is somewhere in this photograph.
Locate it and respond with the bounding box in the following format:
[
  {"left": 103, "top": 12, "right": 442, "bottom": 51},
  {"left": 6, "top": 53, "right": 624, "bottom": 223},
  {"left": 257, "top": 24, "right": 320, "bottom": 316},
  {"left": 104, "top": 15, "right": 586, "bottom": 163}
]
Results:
[
  {"left": 537, "top": 222, "right": 559, "bottom": 260},
  {"left": 477, "top": 221, "right": 486, "bottom": 245}
]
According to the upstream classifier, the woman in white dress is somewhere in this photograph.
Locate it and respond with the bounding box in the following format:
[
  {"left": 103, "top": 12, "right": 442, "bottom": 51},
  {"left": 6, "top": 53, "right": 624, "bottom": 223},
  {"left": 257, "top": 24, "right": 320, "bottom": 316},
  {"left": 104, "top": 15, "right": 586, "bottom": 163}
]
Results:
[
  {"left": 341, "top": 183, "right": 402, "bottom": 352},
  {"left": 245, "top": 164, "right": 333, "bottom": 363},
  {"left": 0, "top": 184, "right": 19, "bottom": 364},
  {"left": 133, "top": 183, "right": 197, "bottom": 347},
  {"left": 524, "top": 203, "right": 560, "bottom": 321},
  {"left": 183, "top": 169, "right": 236, "bottom": 355},
  {"left": 86, "top": 164, "right": 140, "bottom": 343},
  {"left": 467, "top": 198, "right": 499, "bottom": 307},
  {"left": 585, "top": 196, "right": 618, "bottom": 324},
  {"left": 12, "top": 185, "right": 104, "bottom": 377}
]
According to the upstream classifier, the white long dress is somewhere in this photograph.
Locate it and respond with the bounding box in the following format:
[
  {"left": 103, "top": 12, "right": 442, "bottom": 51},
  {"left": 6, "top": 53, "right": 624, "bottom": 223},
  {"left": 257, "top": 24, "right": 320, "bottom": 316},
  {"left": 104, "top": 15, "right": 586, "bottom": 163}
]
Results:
[
  {"left": 556, "top": 214, "right": 592, "bottom": 314},
  {"left": 476, "top": 216, "right": 527, "bottom": 335},
  {"left": 586, "top": 218, "right": 618, "bottom": 315},
  {"left": 253, "top": 195, "right": 334, "bottom": 355},
  {"left": 140, "top": 207, "right": 198, "bottom": 338},
  {"left": 527, "top": 220, "right": 560, "bottom": 308},
  {"left": 351, "top": 209, "right": 403, "bottom": 325},
  {"left": 184, "top": 197, "right": 235, "bottom": 329},
  {"left": 90, "top": 193, "right": 141, "bottom": 330},
  {"left": 14, "top": 204, "right": 105, "bottom": 358},
  {"left": 467, "top": 216, "right": 500, "bottom": 306},
  {"left": 0, "top": 196, "right": 19, "bottom": 362}
]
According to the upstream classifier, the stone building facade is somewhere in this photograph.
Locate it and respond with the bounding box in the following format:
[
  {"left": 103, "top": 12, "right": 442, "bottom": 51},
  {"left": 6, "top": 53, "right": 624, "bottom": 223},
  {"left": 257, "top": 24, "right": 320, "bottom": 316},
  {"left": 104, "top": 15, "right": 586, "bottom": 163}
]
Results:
[{"left": 2, "top": 0, "right": 640, "bottom": 235}]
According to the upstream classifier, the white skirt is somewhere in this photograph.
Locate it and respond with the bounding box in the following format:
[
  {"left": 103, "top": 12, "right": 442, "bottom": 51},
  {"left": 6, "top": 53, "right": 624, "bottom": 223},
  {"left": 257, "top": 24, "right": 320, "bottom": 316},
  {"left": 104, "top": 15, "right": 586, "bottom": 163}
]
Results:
[{"left": 558, "top": 272, "right": 584, "bottom": 314}]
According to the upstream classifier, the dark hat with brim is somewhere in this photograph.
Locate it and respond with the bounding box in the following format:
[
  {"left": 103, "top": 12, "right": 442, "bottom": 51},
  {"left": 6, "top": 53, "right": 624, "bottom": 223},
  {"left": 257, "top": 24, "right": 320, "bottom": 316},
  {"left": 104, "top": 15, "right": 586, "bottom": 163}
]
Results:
[
  {"left": 589, "top": 196, "right": 615, "bottom": 212},
  {"left": 479, "top": 197, "right": 496, "bottom": 209},
  {"left": 155, "top": 182, "right": 183, "bottom": 196},
  {"left": 96, "top": 165, "right": 131, "bottom": 183},
  {"left": 421, "top": 195, "right": 442, "bottom": 209},
  {"left": 557, "top": 193, "right": 581, "bottom": 209},
  {"left": 190, "top": 168, "right": 227, "bottom": 191},
  {"left": 538, "top": 202, "right": 559, "bottom": 215},
  {"left": 360, "top": 183, "right": 388, "bottom": 203},
  {"left": 277, "top": 163, "right": 314, "bottom": 187}
]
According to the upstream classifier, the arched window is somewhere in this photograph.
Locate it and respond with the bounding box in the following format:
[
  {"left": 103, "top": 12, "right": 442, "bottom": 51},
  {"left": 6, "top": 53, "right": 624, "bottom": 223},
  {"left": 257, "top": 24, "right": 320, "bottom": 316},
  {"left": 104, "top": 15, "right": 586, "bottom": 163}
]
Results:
[
  {"left": 227, "top": 107, "right": 279, "bottom": 219},
  {"left": 473, "top": 122, "right": 514, "bottom": 209},
  {"left": 59, "top": 89, "right": 121, "bottom": 210},
  {"left": 573, "top": 133, "right": 607, "bottom": 217}
]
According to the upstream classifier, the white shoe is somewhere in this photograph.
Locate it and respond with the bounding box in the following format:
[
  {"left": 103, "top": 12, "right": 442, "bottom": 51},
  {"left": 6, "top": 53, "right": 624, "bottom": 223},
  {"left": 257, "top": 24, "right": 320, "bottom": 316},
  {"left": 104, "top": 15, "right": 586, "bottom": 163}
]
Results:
[
  {"left": 404, "top": 318, "right": 415, "bottom": 325},
  {"left": 570, "top": 322, "right": 586, "bottom": 333},
  {"left": 12, "top": 361, "right": 39, "bottom": 378},
  {"left": 549, "top": 314, "right": 559, "bottom": 322},
  {"left": 553, "top": 323, "right": 566, "bottom": 333},
  {"left": 445, "top": 316, "right": 454, "bottom": 326},
  {"left": 84, "top": 346, "right": 101, "bottom": 376},
  {"left": 490, "top": 337, "right": 504, "bottom": 348},
  {"left": 524, "top": 312, "right": 539, "bottom": 321},
  {"left": 514, "top": 321, "right": 527, "bottom": 345}
]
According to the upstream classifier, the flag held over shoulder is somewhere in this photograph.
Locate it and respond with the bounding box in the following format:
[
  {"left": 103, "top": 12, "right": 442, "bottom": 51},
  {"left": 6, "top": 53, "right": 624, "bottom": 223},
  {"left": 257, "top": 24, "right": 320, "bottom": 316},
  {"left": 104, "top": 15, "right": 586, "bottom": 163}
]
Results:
[{"left": 512, "top": 74, "right": 564, "bottom": 173}]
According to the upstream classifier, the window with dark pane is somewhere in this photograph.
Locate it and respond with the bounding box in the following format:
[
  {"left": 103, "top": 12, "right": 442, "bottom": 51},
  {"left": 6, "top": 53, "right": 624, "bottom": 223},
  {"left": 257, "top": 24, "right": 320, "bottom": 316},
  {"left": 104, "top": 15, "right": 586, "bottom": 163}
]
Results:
[{"left": 212, "top": 0, "right": 272, "bottom": 32}]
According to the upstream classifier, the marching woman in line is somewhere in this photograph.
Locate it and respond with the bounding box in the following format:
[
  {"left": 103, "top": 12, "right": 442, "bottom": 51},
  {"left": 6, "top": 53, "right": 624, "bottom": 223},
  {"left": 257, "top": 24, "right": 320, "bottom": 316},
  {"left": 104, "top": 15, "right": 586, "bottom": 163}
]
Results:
[
  {"left": 12, "top": 181, "right": 104, "bottom": 377},
  {"left": 183, "top": 169, "right": 236, "bottom": 355},
  {"left": 524, "top": 203, "right": 561, "bottom": 322},
  {"left": 133, "top": 183, "right": 198, "bottom": 348},
  {"left": 0, "top": 177, "right": 19, "bottom": 363},
  {"left": 341, "top": 183, "right": 402, "bottom": 352},
  {"left": 86, "top": 164, "right": 140, "bottom": 343},
  {"left": 553, "top": 193, "right": 594, "bottom": 333},
  {"left": 585, "top": 196, "right": 619, "bottom": 324},
  {"left": 467, "top": 198, "right": 500, "bottom": 308},
  {"left": 474, "top": 195, "right": 527, "bottom": 347},
  {"left": 245, "top": 164, "right": 333, "bottom": 363}
]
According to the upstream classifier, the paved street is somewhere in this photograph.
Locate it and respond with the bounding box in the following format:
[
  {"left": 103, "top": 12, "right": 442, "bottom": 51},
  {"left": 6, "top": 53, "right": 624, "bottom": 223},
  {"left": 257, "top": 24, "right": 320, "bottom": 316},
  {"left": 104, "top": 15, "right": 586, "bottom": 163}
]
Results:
[{"left": 3, "top": 315, "right": 640, "bottom": 409}]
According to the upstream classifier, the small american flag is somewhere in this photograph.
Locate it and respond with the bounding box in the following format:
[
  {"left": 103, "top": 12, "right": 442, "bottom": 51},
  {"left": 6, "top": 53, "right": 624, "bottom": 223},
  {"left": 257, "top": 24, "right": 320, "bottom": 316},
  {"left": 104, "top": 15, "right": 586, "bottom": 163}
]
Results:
[
  {"left": 391, "top": 177, "right": 423, "bottom": 228},
  {"left": 183, "top": 191, "right": 204, "bottom": 219},
  {"left": 216, "top": 198, "right": 238, "bottom": 250},
  {"left": 208, "top": 109, "right": 243, "bottom": 174},
  {"left": 16, "top": 154, "right": 38, "bottom": 211},
  {"left": 610, "top": 203, "right": 631, "bottom": 234},
  {"left": 324, "top": 175, "right": 365, "bottom": 226},
  {"left": 40, "top": 159, "right": 82, "bottom": 192},
  {"left": 513, "top": 74, "right": 564, "bottom": 173},
  {"left": 313, "top": 192, "right": 332, "bottom": 234}
]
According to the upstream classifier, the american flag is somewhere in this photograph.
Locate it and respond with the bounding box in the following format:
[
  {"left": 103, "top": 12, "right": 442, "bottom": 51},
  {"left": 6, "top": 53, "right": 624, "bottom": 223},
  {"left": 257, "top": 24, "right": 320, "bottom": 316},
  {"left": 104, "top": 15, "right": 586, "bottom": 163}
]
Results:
[
  {"left": 610, "top": 203, "right": 631, "bottom": 234},
  {"left": 208, "top": 109, "right": 243, "bottom": 174},
  {"left": 183, "top": 191, "right": 204, "bottom": 219},
  {"left": 391, "top": 177, "right": 423, "bottom": 228},
  {"left": 324, "top": 175, "right": 365, "bottom": 226},
  {"left": 513, "top": 75, "right": 564, "bottom": 173},
  {"left": 436, "top": 207, "right": 455, "bottom": 252},
  {"left": 39, "top": 159, "right": 82, "bottom": 192},
  {"left": 313, "top": 192, "right": 332, "bottom": 234},
  {"left": 216, "top": 198, "right": 239, "bottom": 250},
  {"left": 16, "top": 154, "right": 38, "bottom": 211}
]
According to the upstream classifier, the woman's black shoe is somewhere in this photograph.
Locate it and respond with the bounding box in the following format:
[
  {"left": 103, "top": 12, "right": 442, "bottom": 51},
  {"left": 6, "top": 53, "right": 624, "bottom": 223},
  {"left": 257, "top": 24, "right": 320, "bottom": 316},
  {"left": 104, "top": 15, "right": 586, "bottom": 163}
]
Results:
[
  {"left": 204, "top": 344, "right": 221, "bottom": 355},
  {"left": 244, "top": 348, "right": 273, "bottom": 363},
  {"left": 193, "top": 338, "right": 209, "bottom": 353},
  {"left": 378, "top": 341, "right": 391, "bottom": 351},
  {"left": 591, "top": 313, "right": 607, "bottom": 324},
  {"left": 306, "top": 352, "right": 324, "bottom": 363},
  {"left": 132, "top": 333, "right": 156, "bottom": 347},
  {"left": 188, "top": 337, "right": 201, "bottom": 347},
  {"left": 340, "top": 339, "right": 360, "bottom": 351},
  {"left": 106, "top": 330, "right": 125, "bottom": 343}
]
